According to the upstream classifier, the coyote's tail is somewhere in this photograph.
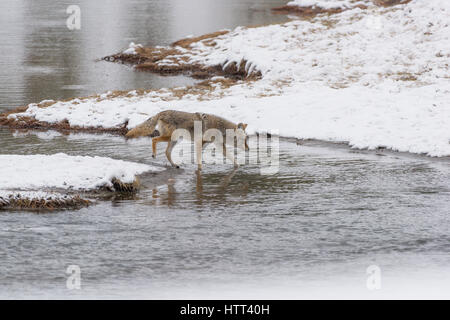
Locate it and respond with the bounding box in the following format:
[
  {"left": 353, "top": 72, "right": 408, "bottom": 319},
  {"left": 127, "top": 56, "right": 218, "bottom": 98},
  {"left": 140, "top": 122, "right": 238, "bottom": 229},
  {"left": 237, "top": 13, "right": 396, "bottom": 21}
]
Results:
[{"left": 125, "top": 115, "right": 160, "bottom": 139}]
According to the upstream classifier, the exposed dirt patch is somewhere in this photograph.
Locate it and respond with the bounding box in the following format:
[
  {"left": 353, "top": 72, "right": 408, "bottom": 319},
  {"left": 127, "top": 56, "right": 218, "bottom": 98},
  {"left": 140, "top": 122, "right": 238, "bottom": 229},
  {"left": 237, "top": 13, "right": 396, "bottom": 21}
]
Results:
[
  {"left": 171, "top": 30, "right": 229, "bottom": 48},
  {"left": 272, "top": 0, "right": 411, "bottom": 17},
  {"left": 0, "top": 114, "right": 129, "bottom": 135},
  {"left": 271, "top": 4, "right": 348, "bottom": 17},
  {"left": 373, "top": 0, "right": 411, "bottom": 7}
]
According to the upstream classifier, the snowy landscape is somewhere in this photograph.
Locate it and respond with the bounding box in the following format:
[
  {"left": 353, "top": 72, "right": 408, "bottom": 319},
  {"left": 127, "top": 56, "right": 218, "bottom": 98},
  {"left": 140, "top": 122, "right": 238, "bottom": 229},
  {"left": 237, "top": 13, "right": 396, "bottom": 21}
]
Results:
[
  {"left": 4, "top": 0, "right": 449, "bottom": 157},
  {"left": 0, "top": 0, "right": 449, "bottom": 300},
  {"left": 0, "top": 154, "right": 161, "bottom": 209}
]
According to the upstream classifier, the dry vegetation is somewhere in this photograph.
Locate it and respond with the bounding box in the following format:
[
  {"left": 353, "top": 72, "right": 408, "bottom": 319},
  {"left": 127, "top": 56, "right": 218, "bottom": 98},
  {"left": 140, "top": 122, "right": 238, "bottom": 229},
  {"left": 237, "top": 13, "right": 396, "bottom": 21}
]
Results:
[
  {"left": 102, "top": 30, "right": 261, "bottom": 81},
  {"left": 272, "top": 0, "right": 411, "bottom": 17},
  {"left": 0, "top": 77, "right": 241, "bottom": 133},
  {"left": 110, "top": 177, "right": 141, "bottom": 193},
  {"left": 0, "top": 116, "right": 129, "bottom": 135},
  {"left": 0, "top": 194, "right": 91, "bottom": 211},
  {"left": 0, "top": 175, "right": 143, "bottom": 211},
  {"left": 272, "top": 4, "right": 351, "bottom": 16},
  {"left": 373, "top": 0, "right": 411, "bottom": 7}
]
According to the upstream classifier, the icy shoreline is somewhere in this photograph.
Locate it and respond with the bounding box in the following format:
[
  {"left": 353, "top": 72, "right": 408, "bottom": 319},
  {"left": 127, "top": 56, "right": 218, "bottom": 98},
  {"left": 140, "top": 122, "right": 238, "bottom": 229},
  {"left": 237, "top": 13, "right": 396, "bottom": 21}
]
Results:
[
  {"left": 0, "top": 154, "right": 163, "bottom": 210},
  {"left": 1, "top": 0, "right": 449, "bottom": 157}
]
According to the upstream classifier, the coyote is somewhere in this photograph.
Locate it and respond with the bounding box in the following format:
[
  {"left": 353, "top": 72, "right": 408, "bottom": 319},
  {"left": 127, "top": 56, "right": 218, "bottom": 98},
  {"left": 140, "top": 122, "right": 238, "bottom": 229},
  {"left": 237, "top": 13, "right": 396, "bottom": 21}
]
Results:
[{"left": 125, "top": 110, "right": 249, "bottom": 169}]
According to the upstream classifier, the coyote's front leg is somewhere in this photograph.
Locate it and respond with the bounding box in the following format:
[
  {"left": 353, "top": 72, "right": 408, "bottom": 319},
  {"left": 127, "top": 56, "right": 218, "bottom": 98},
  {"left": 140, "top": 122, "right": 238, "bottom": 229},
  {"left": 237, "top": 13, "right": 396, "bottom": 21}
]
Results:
[
  {"left": 223, "top": 143, "right": 239, "bottom": 168},
  {"left": 195, "top": 139, "right": 203, "bottom": 171},
  {"left": 152, "top": 136, "right": 170, "bottom": 158},
  {"left": 165, "top": 140, "right": 179, "bottom": 168}
]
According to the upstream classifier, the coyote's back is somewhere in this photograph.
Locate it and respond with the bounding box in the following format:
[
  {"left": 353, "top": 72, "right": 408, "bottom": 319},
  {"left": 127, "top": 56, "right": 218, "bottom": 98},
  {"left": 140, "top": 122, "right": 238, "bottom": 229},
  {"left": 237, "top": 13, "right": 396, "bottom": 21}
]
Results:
[
  {"left": 125, "top": 110, "right": 238, "bottom": 139},
  {"left": 125, "top": 109, "right": 249, "bottom": 169}
]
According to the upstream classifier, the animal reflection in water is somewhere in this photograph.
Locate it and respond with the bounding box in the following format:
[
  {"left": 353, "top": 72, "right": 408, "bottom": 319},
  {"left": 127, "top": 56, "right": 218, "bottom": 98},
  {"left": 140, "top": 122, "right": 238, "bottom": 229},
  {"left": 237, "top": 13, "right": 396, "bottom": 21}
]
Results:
[{"left": 149, "top": 168, "right": 249, "bottom": 206}]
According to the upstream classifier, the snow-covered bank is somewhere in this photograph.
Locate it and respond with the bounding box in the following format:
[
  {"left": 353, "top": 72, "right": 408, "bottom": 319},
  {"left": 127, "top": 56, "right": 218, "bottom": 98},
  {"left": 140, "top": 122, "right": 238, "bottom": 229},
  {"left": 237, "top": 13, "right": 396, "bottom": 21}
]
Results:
[
  {"left": 2, "top": 0, "right": 450, "bottom": 157},
  {"left": 271, "top": 1, "right": 411, "bottom": 17},
  {"left": 0, "top": 154, "right": 162, "bottom": 209},
  {"left": 7, "top": 82, "right": 449, "bottom": 156},
  {"left": 286, "top": 0, "right": 370, "bottom": 9},
  {"left": 276, "top": 0, "right": 409, "bottom": 13},
  {"left": 0, "top": 153, "right": 161, "bottom": 191},
  {"left": 272, "top": 0, "right": 372, "bottom": 16}
]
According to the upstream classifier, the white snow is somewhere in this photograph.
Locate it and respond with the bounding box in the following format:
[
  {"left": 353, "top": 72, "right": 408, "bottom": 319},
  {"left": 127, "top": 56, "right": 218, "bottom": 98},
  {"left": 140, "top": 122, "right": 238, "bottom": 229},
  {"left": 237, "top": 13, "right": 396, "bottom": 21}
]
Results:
[
  {"left": 0, "top": 153, "right": 162, "bottom": 192},
  {"left": 286, "top": 0, "right": 371, "bottom": 10},
  {"left": 123, "top": 42, "right": 143, "bottom": 55},
  {"left": 99, "top": 90, "right": 113, "bottom": 99},
  {"left": 8, "top": 0, "right": 450, "bottom": 157},
  {"left": 184, "top": 0, "right": 450, "bottom": 87}
]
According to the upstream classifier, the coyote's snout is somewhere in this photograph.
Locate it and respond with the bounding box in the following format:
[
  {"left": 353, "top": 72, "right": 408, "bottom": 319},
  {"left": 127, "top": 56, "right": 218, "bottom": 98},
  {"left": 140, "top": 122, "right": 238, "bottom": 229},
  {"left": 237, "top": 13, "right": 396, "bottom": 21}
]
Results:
[{"left": 125, "top": 110, "right": 249, "bottom": 169}]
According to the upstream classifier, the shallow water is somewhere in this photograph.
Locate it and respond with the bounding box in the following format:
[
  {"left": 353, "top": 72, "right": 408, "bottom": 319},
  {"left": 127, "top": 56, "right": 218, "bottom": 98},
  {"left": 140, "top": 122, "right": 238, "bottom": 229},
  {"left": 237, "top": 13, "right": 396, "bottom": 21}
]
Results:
[
  {"left": 0, "top": 0, "right": 287, "bottom": 111},
  {"left": 0, "top": 0, "right": 449, "bottom": 299},
  {"left": 0, "top": 128, "right": 449, "bottom": 298}
]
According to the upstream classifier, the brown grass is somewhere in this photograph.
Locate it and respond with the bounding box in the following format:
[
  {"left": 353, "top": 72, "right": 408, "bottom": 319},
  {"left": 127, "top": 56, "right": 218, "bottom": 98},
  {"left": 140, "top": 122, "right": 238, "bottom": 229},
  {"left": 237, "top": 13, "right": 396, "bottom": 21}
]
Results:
[
  {"left": 0, "top": 178, "right": 143, "bottom": 211},
  {"left": 172, "top": 30, "right": 229, "bottom": 48},
  {"left": 271, "top": 5, "right": 346, "bottom": 17},
  {"left": 110, "top": 177, "right": 141, "bottom": 193},
  {"left": 373, "top": 0, "right": 411, "bottom": 7},
  {"left": 0, "top": 194, "right": 91, "bottom": 211},
  {"left": 0, "top": 114, "right": 129, "bottom": 135},
  {"left": 0, "top": 76, "right": 243, "bottom": 133},
  {"left": 395, "top": 72, "right": 418, "bottom": 81},
  {"left": 272, "top": 0, "right": 411, "bottom": 17},
  {"left": 102, "top": 30, "right": 261, "bottom": 81},
  {"left": 109, "top": 48, "right": 261, "bottom": 80}
]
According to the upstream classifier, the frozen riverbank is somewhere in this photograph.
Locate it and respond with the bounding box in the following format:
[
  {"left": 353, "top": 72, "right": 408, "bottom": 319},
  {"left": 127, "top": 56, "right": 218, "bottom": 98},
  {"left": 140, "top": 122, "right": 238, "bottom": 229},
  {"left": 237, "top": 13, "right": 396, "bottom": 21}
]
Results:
[
  {"left": 1, "top": 0, "right": 449, "bottom": 157},
  {"left": 0, "top": 154, "right": 162, "bottom": 210},
  {"left": 271, "top": 0, "right": 410, "bottom": 16}
]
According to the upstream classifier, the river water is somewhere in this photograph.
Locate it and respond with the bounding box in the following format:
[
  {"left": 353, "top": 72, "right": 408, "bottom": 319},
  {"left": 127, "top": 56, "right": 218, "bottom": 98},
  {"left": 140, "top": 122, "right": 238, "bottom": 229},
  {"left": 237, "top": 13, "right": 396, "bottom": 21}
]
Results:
[{"left": 0, "top": 0, "right": 449, "bottom": 299}]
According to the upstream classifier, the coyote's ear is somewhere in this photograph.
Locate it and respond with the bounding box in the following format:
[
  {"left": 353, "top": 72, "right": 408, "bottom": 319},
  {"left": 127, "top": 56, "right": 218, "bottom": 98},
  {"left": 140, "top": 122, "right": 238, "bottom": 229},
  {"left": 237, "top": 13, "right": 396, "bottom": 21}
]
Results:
[
  {"left": 237, "top": 123, "right": 248, "bottom": 130},
  {"left": 196, "top": 112, "right": 208, "bottom": 120}
]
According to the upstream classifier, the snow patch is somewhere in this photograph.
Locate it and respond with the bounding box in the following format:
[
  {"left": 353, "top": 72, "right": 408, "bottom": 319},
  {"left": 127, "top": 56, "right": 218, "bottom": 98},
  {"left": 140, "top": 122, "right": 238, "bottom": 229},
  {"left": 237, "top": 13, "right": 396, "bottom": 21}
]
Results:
[
  {"left": 286, "top": 0, "right": 371, "bottom": 10},
  {"left": 0, "top": 153, "right": 162, "bottom": 191},
  {"left": 123, "top": 42, "right": 143, "bottom": 55}
]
